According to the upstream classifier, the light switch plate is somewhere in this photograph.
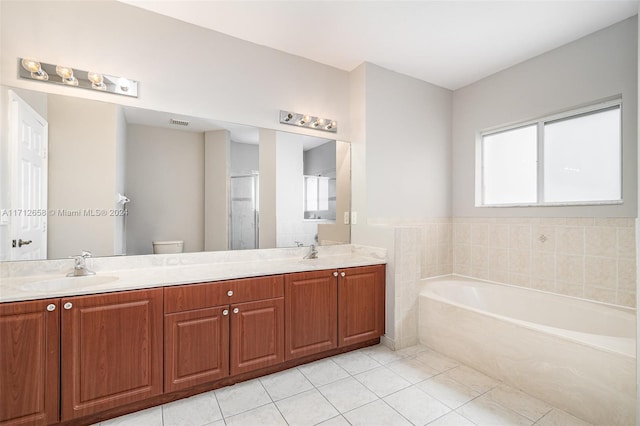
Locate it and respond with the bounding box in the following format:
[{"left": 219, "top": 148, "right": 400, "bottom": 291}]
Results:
[
  {"left": 351, "top": 211, "right": 358, "bottom": 225},
  {"left": 343, "top": 212, "right": 350, "bottom": 225}
]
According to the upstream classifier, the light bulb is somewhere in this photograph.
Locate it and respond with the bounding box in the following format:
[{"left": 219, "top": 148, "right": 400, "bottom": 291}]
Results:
[
  {"left": 88, "top": 72, "right": 106, "bottom": 90},
  {"left": 317, "top": 118, "right": 325, "bottom": 126},
  {"left": 21, "top": 58, "right": 48, "bottom": 81},
  {"left": 56, "top": 65, "right": 78, "bottom": 86},
  {"left": 117, "top": 77, "right": 130, "bottom": 92},
  {"left": 21, "top": 58, "right": 40, "bottom": 73},
  {"left": 55, "top": 65, "right": 74, "bottom": 79}
]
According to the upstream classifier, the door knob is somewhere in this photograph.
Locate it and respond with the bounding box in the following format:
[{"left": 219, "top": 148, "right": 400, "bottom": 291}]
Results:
[
  {"left": 333, "top": 271, "right": 338, "bottom": 277},
  {"left": 227, "top": 290, "right": 234, "bottom": 297},
  {"left": 46, "top": 304, "right": 56, "bottom": 312},
  {"left": 63, "top": 302, "right": 73, "bottom": 310},
  {"left": 233, "top": 308, "right": 239, "bottom": 314},
  {"left": 12, "top": 239, "right": 33, "bottom": 248},
  {"left": 340, "top": 272, "right": 346, "bottom": 277},
  {"left": 222, "top": 309, "right": 229, "bottom": 316}
]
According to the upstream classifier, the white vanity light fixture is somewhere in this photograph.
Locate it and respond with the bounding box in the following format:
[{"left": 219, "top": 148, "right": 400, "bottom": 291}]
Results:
[
  {"left": 19, "top": 58, "right": 139, "bottom": 98},
  {"left": 279, "top": 110, "right": 337, "bottom": 133}
]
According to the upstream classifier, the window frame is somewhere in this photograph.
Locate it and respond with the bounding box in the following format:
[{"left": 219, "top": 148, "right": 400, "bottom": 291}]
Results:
[{"left": 476, "top": 99, "right": 623, "bottom": 207}]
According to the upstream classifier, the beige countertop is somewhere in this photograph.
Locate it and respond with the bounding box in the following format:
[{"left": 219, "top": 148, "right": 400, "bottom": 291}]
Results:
[{"left": 1, "top": 246, "right": 386, "bottom": 303}]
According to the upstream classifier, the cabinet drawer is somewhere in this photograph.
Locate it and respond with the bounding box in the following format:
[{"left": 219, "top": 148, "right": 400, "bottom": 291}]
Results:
[
  {"left": 164, "top": 275, "right": 284, "bottom": 313},
  {"left": 231, "top": 275, "right": 284, "bottom": 303},
  {"left": 165, "top": 281, "right": 231, "bottom": 313}
]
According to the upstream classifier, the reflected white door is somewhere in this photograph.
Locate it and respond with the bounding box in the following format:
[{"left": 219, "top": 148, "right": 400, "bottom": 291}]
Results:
[{"left": 8, "top": 91, "right": 48, "bottom": 260}]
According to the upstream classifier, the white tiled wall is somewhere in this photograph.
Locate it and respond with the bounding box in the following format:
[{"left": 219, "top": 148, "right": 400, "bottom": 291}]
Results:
[{"left": 452, "top": 218, "right": 636, "bottom": 308}]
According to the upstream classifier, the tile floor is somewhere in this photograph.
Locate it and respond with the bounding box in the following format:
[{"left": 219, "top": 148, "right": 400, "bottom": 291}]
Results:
[{"left": 98, "top": 344, "right": 592, "bottom": 426}]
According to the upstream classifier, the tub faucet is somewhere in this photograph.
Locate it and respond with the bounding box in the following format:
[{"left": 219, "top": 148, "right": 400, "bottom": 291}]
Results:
[
  {"left": 304, "top": 244, "right": 318, "bottom": 259},
  {"left": 67, "top": 250, "right": 96, "bottom": 277}
]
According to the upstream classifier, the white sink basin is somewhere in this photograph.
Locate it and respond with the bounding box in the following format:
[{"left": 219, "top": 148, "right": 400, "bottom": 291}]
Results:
[{"left": 22, "top": 275, "right": 119, "bottom": 293}]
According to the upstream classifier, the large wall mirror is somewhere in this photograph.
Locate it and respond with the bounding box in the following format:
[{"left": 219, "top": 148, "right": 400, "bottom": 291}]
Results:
[{"left": 0, "top": 86, "right": 351, "bottom": 261}]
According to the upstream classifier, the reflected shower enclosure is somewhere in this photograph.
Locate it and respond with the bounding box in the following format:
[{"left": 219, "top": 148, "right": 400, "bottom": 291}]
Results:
[{"left": 229, "top": 174, "right": 259, "bottom": 250}]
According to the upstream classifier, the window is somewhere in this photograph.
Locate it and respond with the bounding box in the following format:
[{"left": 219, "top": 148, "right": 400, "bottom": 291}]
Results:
[{"left": 478, "top": 101, "right": 621, "bottom": 206}]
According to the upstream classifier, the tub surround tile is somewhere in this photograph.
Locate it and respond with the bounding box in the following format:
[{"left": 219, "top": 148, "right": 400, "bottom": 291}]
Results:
[
  {"left": 555, "top": 227, "right": 585, "bottom": 255},
  {"left": 448, "top": 217, "right": 635, "bottom": 307},
  {"left": 454, "top": 223, "right": 471, "bottom": 244}
]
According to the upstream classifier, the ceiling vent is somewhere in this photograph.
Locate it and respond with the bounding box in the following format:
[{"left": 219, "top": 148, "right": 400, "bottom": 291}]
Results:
[{"left": 170, "top": 118, "right": 190, "bottom": 127}]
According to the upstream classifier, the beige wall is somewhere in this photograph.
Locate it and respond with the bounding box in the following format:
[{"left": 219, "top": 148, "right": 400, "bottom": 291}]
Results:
[
  {"left": 452, "top": 17, "right": 638, "bottom": 218},
  {"left": 125, "top": 124, "right": 204, "bottom": 255},
  {"left": 258, "top": 129, "right": 277, "bottom": 249},
  {"left": 47, "top": 95, "right": 119, "bottom": 258},
  {"left": 204, "top": 130, "right": 230, "bottom": 251}
]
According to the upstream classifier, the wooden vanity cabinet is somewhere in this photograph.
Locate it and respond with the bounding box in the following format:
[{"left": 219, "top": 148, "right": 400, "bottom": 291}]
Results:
[
  {"left": 338, "top": 265, "right": 385, "bottom": 347},
  {"left": 163, "top": 275, "right": 284, "bottom": 391},
  {"left": 284, "top": 270, "right": 338, "bottom": 360},
  {"left": 60, "top": 288, "right": 163, "bottom": 421},
  {"left": 285, "top": 264, "right": 385, "bottom": 360},
  {"left": 0, "top": 299, "right": 60, "bottom": 426}
]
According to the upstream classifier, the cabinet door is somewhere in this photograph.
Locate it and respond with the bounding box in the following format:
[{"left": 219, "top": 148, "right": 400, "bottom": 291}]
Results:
[
  {"left": 230, "top": 298, "right": 284, "bottom": 376},
  {"left": 0, "top": 299, "right": 59, "bottom": 426},
  {"left": 284, "top": 270, "right": 337, "bottom": 360},
  {"left": 164, "top": 307, "right": 230, "bottom": 392},
  {"left": 61, "top": 288, "right": 163, "bottom": 421},
  {"left": 338, "top": 265, "right": 385, "bottom": 347}
]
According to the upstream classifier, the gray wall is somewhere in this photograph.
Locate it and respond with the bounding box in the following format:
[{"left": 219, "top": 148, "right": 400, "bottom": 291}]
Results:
[
  {"left": 304, "top": 140, "right": 336, "bottom": 176},
  {"left": 452, "top": 16, "right": 638, "bottom": 218},
  {"left": 230, "top": 142, "right": 259, "bottom": 175},
  {"left": 125, "top": 124, "right": 205, "bottom": 255}
]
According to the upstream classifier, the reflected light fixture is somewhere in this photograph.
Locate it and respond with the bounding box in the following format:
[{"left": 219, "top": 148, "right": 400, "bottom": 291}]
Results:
[
  {"left": 87, "top": 71, "right": 106, "bottom": 90},
  {"left": 279, "top": 110, "right": 337, "bottom": 133},
  {"left": 56, "top": 65, "right": 78, "bottom": 86},
  {"left": 20, "top": 58, "right": 48, "bottom": 80},
  {"left": 18, "top": 57, "right": 138, "bottom": 98}
]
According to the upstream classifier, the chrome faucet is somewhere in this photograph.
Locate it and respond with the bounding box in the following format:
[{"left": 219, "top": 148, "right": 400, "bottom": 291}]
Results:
[
  {"left": 67, "top": 250, "right": 96, "bottom": 277},
  {"left": 304, "top": 244, "right": 318, "bottom": 259}
]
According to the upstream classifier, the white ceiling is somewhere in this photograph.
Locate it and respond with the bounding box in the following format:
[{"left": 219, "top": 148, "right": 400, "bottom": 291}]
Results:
[{"left": 120, "top": 0, "right": 638, "bottom": 90}]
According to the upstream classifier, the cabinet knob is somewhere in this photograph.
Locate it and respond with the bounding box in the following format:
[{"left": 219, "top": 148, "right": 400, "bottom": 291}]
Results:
[
  {"left": 46, "top": 303, "right": 56, "bottom": 312},
  {"left": 233, "top": 307, "right": 239, "bottom": 314},
  {"left": 340, "top": 272, "right": 346, "bottom": 277},
  {"left": 227, "top": 290, "right": 234, "bottom": 297},
  {"left": 63, "top": 302, "right": 73, "bottom": 310},
  {"left": 333, "top": 271, "right": 338, "bottom": 277},
  {"left": 222, "top": 309, "right": 229, "bottom": 316}
]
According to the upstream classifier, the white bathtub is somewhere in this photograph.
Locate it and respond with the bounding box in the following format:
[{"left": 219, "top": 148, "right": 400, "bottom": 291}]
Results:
[{"left": 418, "top": 276, "right": 636, "bottom": 426}]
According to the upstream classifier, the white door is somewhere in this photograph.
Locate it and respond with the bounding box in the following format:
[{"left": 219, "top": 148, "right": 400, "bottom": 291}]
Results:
[{"left": 8, "top": 91, "right": 48, "bottom": 260}]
